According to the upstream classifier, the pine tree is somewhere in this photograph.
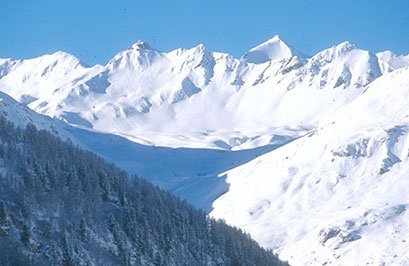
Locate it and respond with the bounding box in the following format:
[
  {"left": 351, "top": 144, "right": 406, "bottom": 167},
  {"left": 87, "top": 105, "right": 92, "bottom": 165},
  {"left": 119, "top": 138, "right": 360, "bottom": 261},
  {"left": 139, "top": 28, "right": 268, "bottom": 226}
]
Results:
[
  {"left": 21, "top": 224, "right": 31, "bottom": 247},
  {"left": 79, "top": 218, "right": 87, "bottom": 242},
  {"left": 0, "top": 200, "right": 8, "bottom": 224},
  {"left": 0, "top": 117, "right": 288, "bottom": 266}
]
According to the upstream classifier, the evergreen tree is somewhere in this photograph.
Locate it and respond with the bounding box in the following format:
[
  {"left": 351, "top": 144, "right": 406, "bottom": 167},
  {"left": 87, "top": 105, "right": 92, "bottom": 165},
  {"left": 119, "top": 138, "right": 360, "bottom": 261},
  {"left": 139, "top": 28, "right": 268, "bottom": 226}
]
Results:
[
  {"left": 0, "top": 117, "right": 288, "bottom": 266},
  {"left": 0, "top": 200, "right": 8, "bottom": 224}
]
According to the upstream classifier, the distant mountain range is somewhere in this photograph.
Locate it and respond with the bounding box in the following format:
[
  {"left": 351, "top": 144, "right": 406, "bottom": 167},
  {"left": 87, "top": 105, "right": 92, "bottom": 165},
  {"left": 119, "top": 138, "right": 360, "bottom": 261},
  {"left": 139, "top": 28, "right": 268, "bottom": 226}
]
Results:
[{"left": 1, "top": 36, "right": 409, "bottom": 265}]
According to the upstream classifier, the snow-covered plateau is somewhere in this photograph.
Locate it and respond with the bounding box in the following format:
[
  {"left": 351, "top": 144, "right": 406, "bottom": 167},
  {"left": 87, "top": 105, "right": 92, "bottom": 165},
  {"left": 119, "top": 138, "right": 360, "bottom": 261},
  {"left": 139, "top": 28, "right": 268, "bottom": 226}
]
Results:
[{"left": 1, "top": 36, "right": 409, "bottom": 265}]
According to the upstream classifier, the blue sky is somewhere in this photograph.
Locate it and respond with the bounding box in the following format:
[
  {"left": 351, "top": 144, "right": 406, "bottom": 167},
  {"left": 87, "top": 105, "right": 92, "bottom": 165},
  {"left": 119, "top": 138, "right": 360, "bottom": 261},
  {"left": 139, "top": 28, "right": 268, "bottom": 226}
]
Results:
[{"left": 1, "top": 0, "right": 408, "bottom": 65}]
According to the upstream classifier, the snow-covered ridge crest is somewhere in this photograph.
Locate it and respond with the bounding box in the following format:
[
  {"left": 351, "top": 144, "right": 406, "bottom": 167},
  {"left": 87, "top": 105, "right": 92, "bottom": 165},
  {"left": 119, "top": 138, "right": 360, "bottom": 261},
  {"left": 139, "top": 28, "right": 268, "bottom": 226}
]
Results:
[
  {"left": 1, "top": 37, "right": 409, "bottom": 266},
  {"left": 241, "top": 35, "right": 305, "bottom": 64},
  {"left": 376, "top": 50, "right": 409, "bottom": 73},
  {"left": 0, "top": 37, "right": 408, "bottom": 149},
  {"left": 211, "top": 67, "right": 409, "bottom": 265},
  {"left": 108, "top": 40, "right": 166, "bottom": 69}
]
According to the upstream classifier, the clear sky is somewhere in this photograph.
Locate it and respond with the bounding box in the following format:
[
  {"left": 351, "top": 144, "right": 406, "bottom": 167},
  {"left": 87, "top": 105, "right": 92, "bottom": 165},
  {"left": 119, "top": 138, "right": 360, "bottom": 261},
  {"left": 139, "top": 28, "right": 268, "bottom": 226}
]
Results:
[{"left": 1, "top": 0, "right": 408, "bottom": 65}]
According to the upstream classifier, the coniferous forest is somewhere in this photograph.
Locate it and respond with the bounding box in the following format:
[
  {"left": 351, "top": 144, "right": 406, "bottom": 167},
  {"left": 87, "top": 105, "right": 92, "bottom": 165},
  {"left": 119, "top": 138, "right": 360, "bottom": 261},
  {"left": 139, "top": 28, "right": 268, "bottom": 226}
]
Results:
[{"left": 0, "top": 116, "right": 287, "bottom": 265}]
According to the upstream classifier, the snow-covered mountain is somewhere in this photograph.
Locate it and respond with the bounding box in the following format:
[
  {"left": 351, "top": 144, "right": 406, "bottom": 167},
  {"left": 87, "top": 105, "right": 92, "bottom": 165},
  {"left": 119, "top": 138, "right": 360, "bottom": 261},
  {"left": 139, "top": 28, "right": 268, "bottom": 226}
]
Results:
[
  {"left": 0, "top": 106, "right": 286, "bottom": 266},
  {"left": 377, "top": 50, "right": 409, "bottom": 73},
  {"left": 0, "top": 90, "right": 285, "bottom": 212},
  {"left": 241, "top": 35, "right": 304, "bottom": 63},
  {"left": 1, "top": 36, "right": 409, "bottom": 265},
  {"left": 2, "top": 36, "right": 406, "bottom": 149},
  {"left": 211, "top": 67, "right": 409, "bottom": 265}
]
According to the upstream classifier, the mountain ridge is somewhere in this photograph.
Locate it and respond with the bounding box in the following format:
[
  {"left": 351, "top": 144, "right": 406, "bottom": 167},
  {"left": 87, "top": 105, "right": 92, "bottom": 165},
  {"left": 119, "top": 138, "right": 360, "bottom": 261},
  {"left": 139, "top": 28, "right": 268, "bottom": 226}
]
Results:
[
  {"left": 1, "top": 37, "right": 409, "bottom": 265},
  {"left": 1, "top": 37, "right": 407, "bottom": 149},
  {"left": 211, "top": 66, "right": 409, "bottom": 265}
]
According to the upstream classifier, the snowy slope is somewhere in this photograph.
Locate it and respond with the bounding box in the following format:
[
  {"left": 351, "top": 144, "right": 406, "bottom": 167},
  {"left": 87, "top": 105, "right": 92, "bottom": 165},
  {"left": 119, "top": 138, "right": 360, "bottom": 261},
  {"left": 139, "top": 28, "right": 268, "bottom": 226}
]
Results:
[
  {"left": 241, "top": 35, "right": 304, "bottom": 63},
  {"left": 0, "top": 91, "right": 73, "bottom": 139},
  {"left": 2, "top": 37, "right": 407, "bottom": 149},
  {"left": 211, "top": 67, "right": 409, "bottom": 265},
  {"left": 0, "top": 90, "right": 291, "bottom": 211},
  {"left": 377, "top": 50, "right": 409, "bottom": 73},
  {"left": 1, "top": 38, "right": 409, "bottom": 265}
]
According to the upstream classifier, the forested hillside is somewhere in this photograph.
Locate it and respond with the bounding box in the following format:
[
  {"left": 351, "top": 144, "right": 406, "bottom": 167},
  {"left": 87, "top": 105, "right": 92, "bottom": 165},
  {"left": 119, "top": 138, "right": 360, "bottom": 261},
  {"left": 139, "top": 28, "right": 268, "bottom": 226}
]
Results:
[{"left": 0, "top": 115, "right": 286, "bottom": 265}]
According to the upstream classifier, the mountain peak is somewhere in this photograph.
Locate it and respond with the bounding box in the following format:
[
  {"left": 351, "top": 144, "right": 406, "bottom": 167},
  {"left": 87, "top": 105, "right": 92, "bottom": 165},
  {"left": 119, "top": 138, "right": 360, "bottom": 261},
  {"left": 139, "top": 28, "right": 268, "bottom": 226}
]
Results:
[
  {"left": 241, "top": 35, "right": 303, "bottom": 64},
  {"left": 51, "top": 50, "right": 77, "bottom": 58},
  {"left": 108, "top": 40, "right": 163, "bottom": 69},
  {"left": 376, "top": 50, "right": 409, "bottom": 72},
  {"left": 129, "top": 40, "right": 152, "bottom": 50},
  {"left": 195, "top": 43, "right": 206, "bottom": 50},
  {"left": 267, "top": 34, "right": 282, "bottom": 43},
  {"left": 376, "top": 50, "right": 395, "bottom": 59},
  {"left": 33, "top": 51, "right": 85, "bottom": 68},
  {"left": 334, "top": 41, "right": 356, "bottom": 52},
  {"left": 190, "top": 43, "right": 212, "bottom": 55},
  {"left": 312, "top": 41, "right": 358, "bottom": 62}
]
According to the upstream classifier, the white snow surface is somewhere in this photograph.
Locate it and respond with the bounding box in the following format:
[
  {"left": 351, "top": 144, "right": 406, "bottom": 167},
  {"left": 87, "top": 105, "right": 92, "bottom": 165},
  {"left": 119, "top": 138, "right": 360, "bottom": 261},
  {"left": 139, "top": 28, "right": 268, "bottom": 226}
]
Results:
[
  {"left": 0, "top": 91, "right": 285, "bottom": 212},
  {"left": 1, "top": 37, "right": 409, "bottom": 265},
  {"left": 241, "top": 35, "right": 304, "bottom": 64},
  {"left": 1, "top": 37, "right": 406, "bottom": 150},
  {"left": 211, "top": 68, "right": 409, "bottom": 265},
  {"left": 377, "top": 50, "right": 409, "bottom": 73}
]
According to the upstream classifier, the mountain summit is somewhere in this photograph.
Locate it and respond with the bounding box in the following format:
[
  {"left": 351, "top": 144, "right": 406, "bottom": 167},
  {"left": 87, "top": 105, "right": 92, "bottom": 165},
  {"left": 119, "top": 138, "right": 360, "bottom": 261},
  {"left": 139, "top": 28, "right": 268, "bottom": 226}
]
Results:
[
  {"left": 1, "top": 37, "right": 409, "bottom": 265},
  {"left": 0, "top": 37, "right": 408, "bottom": 148},
  {"left": 241, "top": 35, "right": 304, "bottom": 63}
]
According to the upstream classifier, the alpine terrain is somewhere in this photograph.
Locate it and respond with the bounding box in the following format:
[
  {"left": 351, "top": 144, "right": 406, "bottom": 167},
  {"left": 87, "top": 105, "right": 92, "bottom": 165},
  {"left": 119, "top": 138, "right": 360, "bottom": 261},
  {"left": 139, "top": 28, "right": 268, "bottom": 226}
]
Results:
[
  {"left": 1, "top": 35, "right": 409, "bottom": 265},
  {"left": 0, "top": 100, "right": 285, "bottom": 265}
]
